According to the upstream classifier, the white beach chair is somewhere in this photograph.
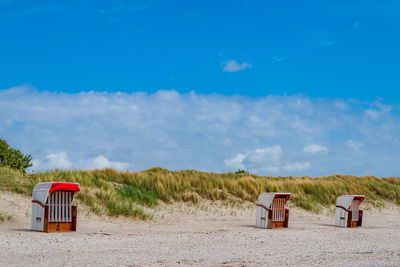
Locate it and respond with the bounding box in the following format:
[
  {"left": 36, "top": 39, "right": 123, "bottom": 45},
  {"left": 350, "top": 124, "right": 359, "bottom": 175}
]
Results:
[
  {"left": 335, "top": 195, "right": 365, "bottom": 228},
  {"left": 256, "top": 193, "right": 291, "bottom": 229}
]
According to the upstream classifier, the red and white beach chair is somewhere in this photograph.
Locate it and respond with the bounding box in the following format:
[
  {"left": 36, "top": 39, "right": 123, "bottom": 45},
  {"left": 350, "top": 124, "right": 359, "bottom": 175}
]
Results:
[
  {"left": 31, "top": 182, "right": 80, "bottom": 232},
  {"left": 335, "top": 195, "right": 365, "bottom": 228},
  {"left": 256, "top": 193, "right": 291, "bottom": 229}
]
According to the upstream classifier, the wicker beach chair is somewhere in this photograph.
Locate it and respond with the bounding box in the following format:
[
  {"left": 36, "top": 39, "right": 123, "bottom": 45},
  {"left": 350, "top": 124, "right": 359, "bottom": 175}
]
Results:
[
  {"left": 256, "top": 193, "right": 291, "bottom": 229},
  {"left": 31, "top": 182, "right": 80, "bottom": 232}
]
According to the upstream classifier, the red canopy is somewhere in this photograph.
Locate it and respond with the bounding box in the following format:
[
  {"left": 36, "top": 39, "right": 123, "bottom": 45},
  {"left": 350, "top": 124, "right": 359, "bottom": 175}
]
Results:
[
  {"left": 354, "top": 196, "right": 365, "bottom": 202},
  {"left": 274, "top": 193, "right": 291, "bottom": 201},
  {"left": 49, "top": 183, "right": 80, "bottom": 193}
]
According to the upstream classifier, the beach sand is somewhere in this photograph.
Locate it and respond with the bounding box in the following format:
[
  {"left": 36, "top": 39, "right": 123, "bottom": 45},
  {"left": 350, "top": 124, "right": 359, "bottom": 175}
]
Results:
[{"left": 1, "top": 191, "right": 399, "bottom": 266}]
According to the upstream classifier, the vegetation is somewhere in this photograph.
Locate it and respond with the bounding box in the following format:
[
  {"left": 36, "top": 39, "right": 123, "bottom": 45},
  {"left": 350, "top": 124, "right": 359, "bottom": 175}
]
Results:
[
  {"left": 1, "top": 166, "right": 400, "bottom": 219},
  {"left": 0, "top": 139, "right": 32, "bottom": 173},
  {"left": 235, "top": 169, "right": 248, "bottom": 174},
  {"left": 0, "top": 211, "right": 13, "bottom": 222}
]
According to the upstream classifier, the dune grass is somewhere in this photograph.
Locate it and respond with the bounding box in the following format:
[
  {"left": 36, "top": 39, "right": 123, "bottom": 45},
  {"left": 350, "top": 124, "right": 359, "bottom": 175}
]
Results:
[
  {"left": 0, "top": 211, "right": 13, "bottom": 222},
  {"left": 1, "top": 166, "right": 400, "bottom": 219}
]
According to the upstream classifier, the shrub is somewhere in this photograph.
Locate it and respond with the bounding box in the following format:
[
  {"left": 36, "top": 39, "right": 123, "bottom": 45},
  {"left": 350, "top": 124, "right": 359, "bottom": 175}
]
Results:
[
  {"left": 0, "top": 139, "right": 32, "bottom": 173},
  {"left": 235, "top": 169, "right": 248, "bottom": 174}
]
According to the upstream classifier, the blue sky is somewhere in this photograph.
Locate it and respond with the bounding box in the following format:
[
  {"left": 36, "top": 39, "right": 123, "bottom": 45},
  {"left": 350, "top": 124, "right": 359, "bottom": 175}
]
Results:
[
  {"left": 1, "top": 0, "right": 400, "bottom": 99},
  {"left": 1, "top": 1, "right": 400, "bottom": 176}
]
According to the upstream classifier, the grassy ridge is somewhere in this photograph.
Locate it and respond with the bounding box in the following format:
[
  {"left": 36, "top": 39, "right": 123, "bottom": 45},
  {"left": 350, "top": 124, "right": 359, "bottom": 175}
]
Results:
[{"left": 1, "top": 166, "right": 400, "bottom": 219}]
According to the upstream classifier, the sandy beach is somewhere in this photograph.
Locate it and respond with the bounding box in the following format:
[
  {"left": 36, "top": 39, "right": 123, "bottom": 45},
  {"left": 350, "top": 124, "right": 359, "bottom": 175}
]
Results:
[{"left": 1, "top": 191, "right": 399, "bottom": 266}]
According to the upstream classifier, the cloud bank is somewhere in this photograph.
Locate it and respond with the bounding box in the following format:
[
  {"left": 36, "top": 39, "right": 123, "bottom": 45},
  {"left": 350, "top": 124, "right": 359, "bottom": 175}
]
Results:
[{"left": 1, "top": 85, "right": 399, "bottom": 176}]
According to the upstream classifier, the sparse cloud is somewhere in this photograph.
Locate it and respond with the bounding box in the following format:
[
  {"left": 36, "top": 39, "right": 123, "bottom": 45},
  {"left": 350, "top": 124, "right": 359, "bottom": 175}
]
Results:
[
  {"left": 282, "top": 161, "right": 311, "bottom": 172},
  {"left": 352, "top": 21, "right": 361, "bottom": 30},
  {"left": 0, "top": 0, "right": 152, "bottom": 20},
  {"left": 365, "top": 102, "right": 391, "bottom": 120},
  {"left": 1, "top": 85, "right": 400, "bottom": 176},
  {"left": 247, "top": 146, "right": 282, "bottom": 164},
  {"left": 272, "top": 56, "right": 285, "bottom": 62},
  {"left": 365, "top": 109, "right": 380, "bottom": 119},
  {"left": 222, "top": 60, "right": 252, "bottom": 73},
  {"left": 318, "top": 40, "right": 335, "bottom": 46},
  {"left": 96, "top": 0, "right": 152, "bottom": 15},
  {"left": 303, "top": 144, "right": 328, "bottom": 154},
  {"left": 346, "top": 140, "right": 365, "bottom": 152}
]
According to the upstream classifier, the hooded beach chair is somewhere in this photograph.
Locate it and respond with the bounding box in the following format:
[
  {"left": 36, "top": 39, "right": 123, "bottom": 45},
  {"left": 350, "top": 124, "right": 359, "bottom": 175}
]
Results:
[
  {"left": 335, "top": 195, "right": 365, "bottom": 228},
  {"left": 256, "top": 193, "right": 291, "bottom": 229},
  {"left": 31, "top": 182, "right": 80, "bottom": 232}
]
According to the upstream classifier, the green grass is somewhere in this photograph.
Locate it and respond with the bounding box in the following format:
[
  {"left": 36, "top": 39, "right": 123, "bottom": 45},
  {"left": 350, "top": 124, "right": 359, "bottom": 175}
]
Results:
[
  {"left": 0, "top": 211, "right": 13, "bottom": 222},
  {"left": 1, "top": 166, "right": 400, "bottom": 218}
]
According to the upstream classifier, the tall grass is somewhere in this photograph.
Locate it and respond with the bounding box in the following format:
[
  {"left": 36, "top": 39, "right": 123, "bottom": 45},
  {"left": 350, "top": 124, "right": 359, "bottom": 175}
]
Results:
[{"left": 1, "top": 166, "right": 399, "bottom": 218}]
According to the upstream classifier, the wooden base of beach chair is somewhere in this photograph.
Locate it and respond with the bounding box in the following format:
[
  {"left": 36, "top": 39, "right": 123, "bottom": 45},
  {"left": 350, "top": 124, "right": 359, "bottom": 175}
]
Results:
[
  {"left": 347, "top": 210, "right": 363, "bottom": 228},
  {"left": 267, "top": 208, "right": 289, "bottom": 229},
  {"left": 43, "top": 205, "right": 77, "bottom": 232}
]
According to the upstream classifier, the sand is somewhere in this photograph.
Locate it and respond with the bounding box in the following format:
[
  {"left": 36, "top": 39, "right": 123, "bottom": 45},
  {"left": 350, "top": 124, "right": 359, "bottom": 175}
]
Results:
[{"left": 0, "top": 191, "right": 399, "bottom": 266}]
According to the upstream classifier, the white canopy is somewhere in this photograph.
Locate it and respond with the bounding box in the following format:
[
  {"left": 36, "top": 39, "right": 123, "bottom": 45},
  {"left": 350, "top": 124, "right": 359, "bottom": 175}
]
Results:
[
  {"left": 336, "top": 195, "right": 365, "bottom": 209},
  {"left": 257, "top": 192, "right": 291, "bottom": 208}
]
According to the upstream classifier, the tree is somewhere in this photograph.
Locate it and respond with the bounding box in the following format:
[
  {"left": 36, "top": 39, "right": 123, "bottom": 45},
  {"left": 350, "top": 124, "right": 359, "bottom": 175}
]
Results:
[{"left": 0, "top": 139, "right": 32, "bottom": 172}]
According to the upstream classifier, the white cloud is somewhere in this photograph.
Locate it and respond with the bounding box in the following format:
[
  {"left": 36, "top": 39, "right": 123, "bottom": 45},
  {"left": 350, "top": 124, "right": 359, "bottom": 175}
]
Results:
[
  {"left": 224, "top": 146, "right": 313, "bottom": 174},
  {"left": 223, "top": 153, "right": 245, "bottom": 170},
  {"left": 365, "top": 109, "right": 380, "bottom": 120},
  {"left": 45, "top": 152, "right": 71, "bottom": 169},
  {"left": 224, "top": 146, "right": 282, "bottom": 174},
  {"left": 222, "top": 60, "right": 252, "bottom": 73},
  {"left": 1, "top": 85, "right": 400, "bottom": 177},
  {"left": 88, "top": 155, "right": 129, "bottom": 170},
  {"left": 32, "top": 152, "right": 72, "bottom": 170},
  {"left": 365, "top": 102, "right": 392, "bottom": 120},
  {"left": 224, "top": 146, "right": 314, "bottom": 174},
  {"left": 346, "top": 140, "right": 365, "bottom": 152},
  {"left": 247, "top": 146, "right": 282, "bottom": 164},
  {"left": 282, "top": 162, "right": 311, "bottom": 172},
  {"left": 31, "top": 152, "right": 129, "bottom": 171},
  {"left": 303, "top": 144, "right": 328, "bottom": 154}
]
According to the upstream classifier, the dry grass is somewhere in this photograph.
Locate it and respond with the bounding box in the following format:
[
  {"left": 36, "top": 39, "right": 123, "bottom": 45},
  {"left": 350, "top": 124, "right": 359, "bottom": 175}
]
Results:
[{"left": 1, "top": 166, "right": 400, "bottom": 219}]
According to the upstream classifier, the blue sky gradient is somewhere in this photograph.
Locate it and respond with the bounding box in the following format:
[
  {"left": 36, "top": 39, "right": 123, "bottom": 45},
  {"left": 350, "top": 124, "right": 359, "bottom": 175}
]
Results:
[
  {"left": 1, "top": 0, "right": 400, "bottom": 99},
  {"left": 1, "top": 1, "right": 400, "bottom": 176}
]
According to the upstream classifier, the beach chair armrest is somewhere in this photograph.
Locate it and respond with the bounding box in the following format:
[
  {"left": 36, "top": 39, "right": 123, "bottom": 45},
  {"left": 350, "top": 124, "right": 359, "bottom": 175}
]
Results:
[
  {"left": 336, "top": 205, "right": 349, "bottom": 212},
  {"left": 257, "top": 204, "right": 272, "bottom": 211},
  {"left": 32, "top": 200, "right": 47, "bottom": 208}
]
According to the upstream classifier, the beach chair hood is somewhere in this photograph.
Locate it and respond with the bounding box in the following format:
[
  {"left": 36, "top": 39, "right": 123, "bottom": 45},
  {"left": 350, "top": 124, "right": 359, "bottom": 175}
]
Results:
[
  {"left": 257, "top": 193, "right": 291, "bottom": 208},
  {"left": 32, "top": 182, "right": 80, "bottom": 205},
  {"left": 336, "top": 195, "right": 365, "bottom": 210}
]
